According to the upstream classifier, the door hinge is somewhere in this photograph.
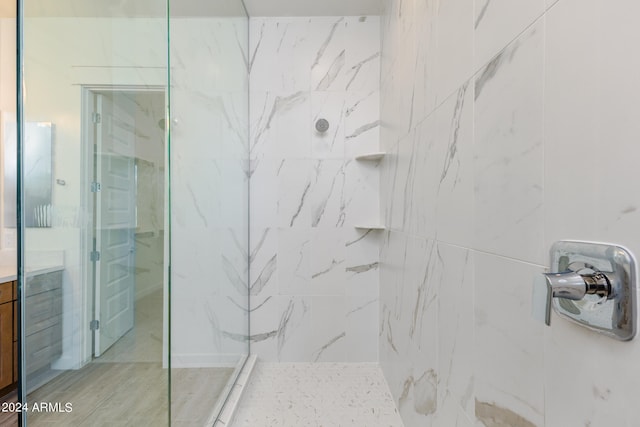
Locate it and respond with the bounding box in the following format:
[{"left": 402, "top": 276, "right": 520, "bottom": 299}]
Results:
[
  {"left": 90, "top": 320, "right": 100, "bottom": 331},
  {"left": 92, "top": 112, "right": 101, "bottom": 124},
  {"left": 91, "top": 182, "right": 101, "bottom": 193},
  {"left": 90, "top": 250, "right": 101, "bottom": 262}
]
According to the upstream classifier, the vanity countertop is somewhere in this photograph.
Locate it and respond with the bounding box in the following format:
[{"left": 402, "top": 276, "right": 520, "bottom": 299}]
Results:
[{"left": 0, "top": 265, "right": 65, "bottom": 284}]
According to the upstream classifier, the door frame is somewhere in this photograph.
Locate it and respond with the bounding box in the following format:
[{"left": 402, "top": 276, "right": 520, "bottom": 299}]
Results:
[{"left": 80, "top": 84, "right": 168, "bottom": 363}]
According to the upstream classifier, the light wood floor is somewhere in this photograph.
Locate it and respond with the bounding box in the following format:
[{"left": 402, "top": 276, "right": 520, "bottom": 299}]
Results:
[
  {"left": 0, "top": 390, "right": 18, "bottom": 427},
  {"left": 26, "top": 290, "right": 234, "bottom": 426}
]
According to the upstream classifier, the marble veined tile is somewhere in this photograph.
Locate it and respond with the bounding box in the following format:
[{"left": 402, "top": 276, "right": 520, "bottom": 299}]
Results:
[
  {"left": 277, "top": 228, "right": 312, "bottom": 295},
  {"left": 543, "top": 2, "right": 640, "bottom": 425},
  {"left": 543, "top": 0, "right": 598, "bottom": 252},
  {"left": 308, "top": 228, "right": 347, "bottom": 295},
  {"left": 344, "top": 226, "right": 381, "bottom": 298},
  {"left": 474, "top": 252, "right": 545, "bottom": 427},
  {"left": 249, "top": 158, "right": 279, "bottom": 229},
  {"left": 278, "top": 159, "right": 313, "bottom": 228},
  {"left": 247, "top": 16, "right": 381, "bottom": 365},
  {"left": 311, "top": 91, "right": 347, "bottom": 159},
  {"left": 248, "top": 293, "right": 378, "bottom": 363},
  {"left": 410, "top": 0, "right": 438, "bottom": 122},
  {"left": 217, "top": 161, "right": 249, "bottom": 229},
  {"left": 246, "top": 295, "right": 282, "bottom": 362},
  {"left": 434, "top": 82, "right": 474, "bottom": 247},
  {"left": 309, "top": 296, "right": 348, "bottom": 362},
  {"left": 380, "top": 234, "right": 440, "bottom": 426},
  {"left": 309, "top": 159, "right": 346, "bottom": 228},
  {"left": 436, "top": 0, "right": 474, "bottom": 104},
  {"left": 308, "top": 17, "right": 351, "bottom": 91},
  {"left": 474, "top": 0, "right": 545, "bottom": 70},
  {"left": 272, "top": 296, "right": 314, "bottom": 362},
  {"left": 380, "top": 1, "right": 417, "bottom": 145},
  {"left": 344, "top": 90, "right": 380, "bottom": 158},
  {"left": 250, "top": 91, "right": 311, "bottom": 159},
  {"left": 545, "top": 0, "right": 640, "bottom": 261},
  {"left": 250, "top": 18, "right": 313, "bottom": 92},
  {"left": 171, "top": 19, "right": 248, "bottom": 92},
  {"left": 249, "top": 91, "right": 276, "bottom": 159},
  {"left": 249, "top": 228, "right": 278, "bottom": 297},
  {"left": 474, "top": 21, "right": 545, "bottom": 265},
  {"left": 380, "top": 143, "right": 398, "bottom": 230},
  {"left": 385, "top": 132, "right": 416, "bottom": 234},
  {"left": 385, "top": 116, "right": 438, "bottom": 238},
  {"left": 342, "top": 158, "right": 380, "bottom": 227},
  {"left": 543, "top": 309, "right": 638, "bottom": 427},
  {"left": 346, "top": 296, "right": 379, "bottom": 362},
  {"left": 437, "top": 244, "right": 474, "bottom": 421},
  {"left": 305, "top": 17, "right": 381, "bottom": 93},
  {"left": 276, "top": 228, "right": 348, "bottom": 297},
  {"left": 342, "top": 17, "right": 381, "bottom": 93}
]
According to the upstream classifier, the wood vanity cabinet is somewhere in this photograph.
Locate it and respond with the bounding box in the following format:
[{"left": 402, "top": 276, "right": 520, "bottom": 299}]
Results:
[
  {"left": 24, "top": 271, "right": 63, "bottom": 377},
  {"left": 0, "top": 280, "right": 17, "bottom": 392},
  {"left": 0, "top": 270, "right": 63, "bottom": 395}
]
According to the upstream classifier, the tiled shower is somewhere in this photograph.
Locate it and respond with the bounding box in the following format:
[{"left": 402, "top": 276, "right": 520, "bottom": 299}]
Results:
[
  {"left": 379, "top": 0, "right": 640, "bottom": 425},
  {"left": 248, "top": 16, "right": 382, "bottom": 363},
  {"left": 244, "top": 0, "right": 640, "bottom": 425},
  {"left": 5, "top": 0, "right": 640, "bottom": 425}
]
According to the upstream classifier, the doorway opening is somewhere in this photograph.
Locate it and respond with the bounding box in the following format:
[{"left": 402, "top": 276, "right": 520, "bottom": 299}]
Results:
[
  {"left": 87, "top": 89, "right": 166, "bottom": 362},
  {"left": 26, "top": 87, "right": 169, "bottom": 425}
]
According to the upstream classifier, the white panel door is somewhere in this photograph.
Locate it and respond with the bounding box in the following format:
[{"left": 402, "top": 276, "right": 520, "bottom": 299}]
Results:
[{"left": 94, "top": 92, "right": 137, "bottom": 357}]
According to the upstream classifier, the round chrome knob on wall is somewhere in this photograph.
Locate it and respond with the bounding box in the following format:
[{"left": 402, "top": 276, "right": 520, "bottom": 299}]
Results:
[{"left": 315, "top": 118, "right": 329, "bottom": 133}]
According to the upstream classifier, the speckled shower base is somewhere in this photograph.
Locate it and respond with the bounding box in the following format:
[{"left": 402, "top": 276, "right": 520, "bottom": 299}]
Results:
[{"left": 229, "top": 362, "right": 404, "bottom": 427}]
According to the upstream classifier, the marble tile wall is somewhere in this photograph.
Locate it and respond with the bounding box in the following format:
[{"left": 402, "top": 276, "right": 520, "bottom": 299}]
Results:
[
  {"left": 170, "top": 17, "right": 250, "bottom": 367},
  {"left": 379, "top": 0, "right": 640, "bottom": 426},
  {"left": 248, "top": 16, "right": 381, "bottom": 362}
]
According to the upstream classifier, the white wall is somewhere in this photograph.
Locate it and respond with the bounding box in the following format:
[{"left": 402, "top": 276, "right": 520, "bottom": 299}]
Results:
[
  {"left": 0, "top": 16, "right": 17, "bottom": 251},
  {"left": 379, "top": 0, "right": 640, "bottom": 426},
  {"left": 248, "top": 16, "right": 381, "bottom": 362},
  {"left": 0, "top": 17, "right": 14, "bottom": 145}
]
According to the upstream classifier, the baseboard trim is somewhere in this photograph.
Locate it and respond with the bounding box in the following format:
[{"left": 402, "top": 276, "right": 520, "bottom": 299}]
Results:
[{"left": 170, "top": 353, "right": 243, "bottom": 368}]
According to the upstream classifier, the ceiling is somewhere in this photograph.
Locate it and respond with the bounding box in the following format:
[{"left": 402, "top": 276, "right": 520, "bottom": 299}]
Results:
[
  {"left": 16, "top": 0, "right": 247, "bottom": 18},
  {"left": 0, "top": 0, "right": 382, "bottom": 18},
  {"left": 243, "top": 0, "right": 383, "bottom": 16}
]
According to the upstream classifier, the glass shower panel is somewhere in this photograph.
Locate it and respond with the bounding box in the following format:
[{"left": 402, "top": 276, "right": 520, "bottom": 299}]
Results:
[
  {"left": 169, "top": 0, "right": 250, "bottom": 424},
  {"left": 0, "top": 0, "right": 18, "bottom": 424},
  {"left": 19, "top": 1, "right": 170, "bottom": 425}
]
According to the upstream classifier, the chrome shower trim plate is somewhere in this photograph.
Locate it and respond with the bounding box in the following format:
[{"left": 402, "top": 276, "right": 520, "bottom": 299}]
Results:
[{"left": 550, "top": 240, "right": 638, "bottom": 341}]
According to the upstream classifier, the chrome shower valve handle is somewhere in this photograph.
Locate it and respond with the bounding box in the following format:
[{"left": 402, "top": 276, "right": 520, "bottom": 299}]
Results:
[
  {"left": 542, "top": 269, "right": 611, "bottom": 326},
  {"left": 581, "top": 271, "right": 611, "bottom": 298},
  {"left": 534, "top": 241, "right": 637, "bottom": 341}
]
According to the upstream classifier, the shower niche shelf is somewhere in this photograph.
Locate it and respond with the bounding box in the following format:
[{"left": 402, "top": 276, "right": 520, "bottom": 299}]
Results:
[
  {"left": 354, "top": 224, "right": 385, "bottom": 231},
  {"left": 354, "top": 152, "right": 385, "bottom": 161}
]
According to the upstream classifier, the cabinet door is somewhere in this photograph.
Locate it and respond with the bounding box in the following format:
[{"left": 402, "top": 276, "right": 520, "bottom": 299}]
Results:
[
  {"left": 0, "top": 302, "right": 12, "bottom": 389},
  {"left": 13, "top": 301, "right": 17, "bottom": 383}
]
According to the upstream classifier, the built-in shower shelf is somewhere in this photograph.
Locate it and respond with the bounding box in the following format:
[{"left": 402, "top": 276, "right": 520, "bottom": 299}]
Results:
[
  {"left": 355, "top": 152, "right": 385, "bottom": 161},
  {"left": 354, "top": 225, "right": 386, "bottom": 230}
]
